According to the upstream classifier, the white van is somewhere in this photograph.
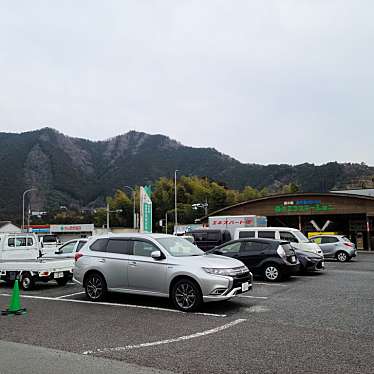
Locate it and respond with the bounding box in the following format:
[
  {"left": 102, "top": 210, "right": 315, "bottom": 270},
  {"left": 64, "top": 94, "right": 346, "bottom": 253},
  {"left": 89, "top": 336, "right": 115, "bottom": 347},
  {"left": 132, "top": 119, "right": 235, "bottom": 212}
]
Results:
[{"left": 234, "top": 227, "right": 323, "bottom": 255}]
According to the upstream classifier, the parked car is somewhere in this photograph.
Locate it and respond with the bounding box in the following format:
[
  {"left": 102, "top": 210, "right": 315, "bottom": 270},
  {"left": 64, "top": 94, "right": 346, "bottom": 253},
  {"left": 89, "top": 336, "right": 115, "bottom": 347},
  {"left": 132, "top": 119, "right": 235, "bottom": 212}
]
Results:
[
  {"left": 188, "top": 229, "right": 231, "bottom": 251},
  {"left": 73, "top": 233, "right": 252, "bottom": 312},
  {"left": 234, "top": 227, "right": 323, "bottom": 256},
  {"left": 45, "top": 238, "right": 88, "bottom": 259},
  {"left": 309, "top": 235, "right": 357, "bottom": 262},
  {"left": 295, "top": 250, "right": 324, "bottom": 273},
  {"left": 211, "top": 238, "right": 300, "bottom": 282},
  {"left": 0, "top": 233, "right": 73, "bottom": 290}
]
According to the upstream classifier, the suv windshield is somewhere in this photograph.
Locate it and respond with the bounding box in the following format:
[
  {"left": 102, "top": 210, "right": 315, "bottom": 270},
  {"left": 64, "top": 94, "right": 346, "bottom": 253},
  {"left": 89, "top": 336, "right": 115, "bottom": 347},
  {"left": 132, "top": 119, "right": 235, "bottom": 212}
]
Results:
[
  {"left": 293, "top": 231, "right": 309, "bottom": 243},
  {"left": 156, "top": 237, "right": 204, "bottom": 257}
]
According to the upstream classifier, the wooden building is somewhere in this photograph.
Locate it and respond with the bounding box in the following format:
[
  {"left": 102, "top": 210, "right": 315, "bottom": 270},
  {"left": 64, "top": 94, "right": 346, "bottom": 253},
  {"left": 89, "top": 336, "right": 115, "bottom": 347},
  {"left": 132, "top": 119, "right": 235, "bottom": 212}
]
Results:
[{"left": 199, "top": 193, "right": 374, "bottom": 250}]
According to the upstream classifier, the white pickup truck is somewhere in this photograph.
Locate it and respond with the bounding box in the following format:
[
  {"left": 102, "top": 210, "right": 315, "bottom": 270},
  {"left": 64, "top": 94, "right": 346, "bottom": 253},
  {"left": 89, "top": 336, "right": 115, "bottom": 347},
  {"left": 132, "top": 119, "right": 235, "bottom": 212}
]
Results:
[{"left": 0, "top": 233, "right": 74, "bottom": 290}]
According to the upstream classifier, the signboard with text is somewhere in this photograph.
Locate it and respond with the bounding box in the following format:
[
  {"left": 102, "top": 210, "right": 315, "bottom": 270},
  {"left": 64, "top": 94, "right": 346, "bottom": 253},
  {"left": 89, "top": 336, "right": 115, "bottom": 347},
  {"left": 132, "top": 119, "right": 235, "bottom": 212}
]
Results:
[
  {"left": 50, "top": 224, "right": 94, "bottom": 233},
  {"left": 140, "top": 186, "right": 152, "bottom": 233},
  {"left": 274, "top": 200, "right": 334, "bottom": 214}
]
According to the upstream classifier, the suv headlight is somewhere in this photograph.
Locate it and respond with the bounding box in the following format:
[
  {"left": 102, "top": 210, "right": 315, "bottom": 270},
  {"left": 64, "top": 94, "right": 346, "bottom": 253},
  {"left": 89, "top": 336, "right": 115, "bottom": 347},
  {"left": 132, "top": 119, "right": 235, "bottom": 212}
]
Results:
[{"left": 203, "top": 266, "right": 248, "bottom": 277}]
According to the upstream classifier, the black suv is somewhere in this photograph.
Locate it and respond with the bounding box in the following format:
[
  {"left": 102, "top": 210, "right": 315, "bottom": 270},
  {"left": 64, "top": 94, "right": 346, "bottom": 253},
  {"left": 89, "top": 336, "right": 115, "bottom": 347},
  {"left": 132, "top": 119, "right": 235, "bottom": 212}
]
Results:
[
  {"left": 189, "top": 229, "right": 231, "bottom": 251},
  {"left": 211, "top": 238, "right": 300, "bottom": 282}
]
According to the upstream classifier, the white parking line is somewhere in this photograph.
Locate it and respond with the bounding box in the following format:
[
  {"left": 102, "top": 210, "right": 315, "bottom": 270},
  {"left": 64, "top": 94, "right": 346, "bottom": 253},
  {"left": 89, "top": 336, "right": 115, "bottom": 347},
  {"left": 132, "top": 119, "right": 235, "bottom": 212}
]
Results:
[
  {"left": 56, "top": 291, "right": 86, "bottom": 299},
  {"left": 0, "top": 293, "right": 226, "bottom": 318},
  {"left": 254, "top": 282, "right": 286, "bottom": 287},
  {"left": 237, "top": 295, "right": 268, "bottom": 299},
  {"left": 82, "top": 318, "right": 246, "bottom": 355}
]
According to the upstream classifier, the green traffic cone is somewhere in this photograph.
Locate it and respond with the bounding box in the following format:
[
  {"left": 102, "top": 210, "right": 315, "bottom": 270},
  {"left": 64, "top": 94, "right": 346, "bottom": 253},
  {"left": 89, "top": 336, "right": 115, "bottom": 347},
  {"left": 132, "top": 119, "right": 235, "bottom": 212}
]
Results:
[{"left": 1, "top": 280, "right": 27, "bottom": 316}]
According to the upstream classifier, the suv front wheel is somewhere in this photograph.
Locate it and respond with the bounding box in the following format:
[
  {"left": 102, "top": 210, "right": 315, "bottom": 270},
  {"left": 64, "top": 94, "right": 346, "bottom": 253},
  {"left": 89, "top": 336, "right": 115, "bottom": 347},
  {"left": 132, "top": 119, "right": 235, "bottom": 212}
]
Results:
[
  {"left": 171, "top": 278, "right": 203, "bottom": 312},
  {"left": 85, "top": 272, "right": 107, "bottom": 302}
]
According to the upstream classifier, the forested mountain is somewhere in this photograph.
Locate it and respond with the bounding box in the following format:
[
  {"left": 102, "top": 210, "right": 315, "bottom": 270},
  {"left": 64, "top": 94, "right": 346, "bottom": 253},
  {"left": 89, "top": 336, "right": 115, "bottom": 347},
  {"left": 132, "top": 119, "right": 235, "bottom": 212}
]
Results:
[{"left": 0, "top": 127, "right": 373, "bottom": 219}]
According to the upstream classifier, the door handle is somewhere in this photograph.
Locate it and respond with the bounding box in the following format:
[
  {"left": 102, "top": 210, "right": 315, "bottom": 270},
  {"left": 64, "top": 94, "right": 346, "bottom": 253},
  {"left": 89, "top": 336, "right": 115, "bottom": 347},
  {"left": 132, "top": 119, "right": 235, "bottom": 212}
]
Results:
[
  {"left": 98, "top": 258, "right": 106, "bottom": 263},
  {"left": 129, "top": 261, "right": 137, "bottom": 266}
]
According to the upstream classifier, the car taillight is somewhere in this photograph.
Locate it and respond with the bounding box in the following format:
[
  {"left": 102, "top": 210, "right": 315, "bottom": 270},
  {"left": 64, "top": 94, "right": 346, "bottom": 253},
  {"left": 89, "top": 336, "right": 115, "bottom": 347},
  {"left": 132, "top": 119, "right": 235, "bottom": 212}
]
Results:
[
  {"left": 344, "top": 242, "right": 353, "bottom": 248},
  {"left": 75, "top": 252, "right": 83, "bottom": 262}
]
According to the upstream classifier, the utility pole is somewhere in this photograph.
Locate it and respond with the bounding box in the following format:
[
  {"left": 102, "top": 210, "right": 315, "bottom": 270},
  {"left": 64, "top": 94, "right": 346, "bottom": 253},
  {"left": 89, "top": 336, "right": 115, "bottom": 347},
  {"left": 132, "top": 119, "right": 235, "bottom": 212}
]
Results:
[
  {"left": 174, "top": 170, "right": 179, "bottom": 232},
  {"left": 106, "top": 203, "right": 110, "bottom": 231},
  {"left": 22, "top": 188, "right": 37, "bottom": 232},
  {"left": 106, "top": 203, "right": 123, "bottom": 232},
  {"left": 165, "top": 212, "right": 168, "bottom": 234}
]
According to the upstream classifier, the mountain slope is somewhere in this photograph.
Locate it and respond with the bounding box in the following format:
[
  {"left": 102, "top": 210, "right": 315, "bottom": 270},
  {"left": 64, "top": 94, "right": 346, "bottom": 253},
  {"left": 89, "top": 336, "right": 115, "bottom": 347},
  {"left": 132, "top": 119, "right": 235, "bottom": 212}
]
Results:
[{"left": 0, "top": 127, "right": 372, "bottom": 218}]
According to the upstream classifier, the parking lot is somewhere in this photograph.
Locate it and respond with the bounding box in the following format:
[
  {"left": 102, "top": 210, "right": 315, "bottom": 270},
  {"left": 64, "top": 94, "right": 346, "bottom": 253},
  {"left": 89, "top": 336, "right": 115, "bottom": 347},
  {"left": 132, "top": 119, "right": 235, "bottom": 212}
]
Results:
[{"left": 1, "top": 254, "right": 374, "bottom": 374}]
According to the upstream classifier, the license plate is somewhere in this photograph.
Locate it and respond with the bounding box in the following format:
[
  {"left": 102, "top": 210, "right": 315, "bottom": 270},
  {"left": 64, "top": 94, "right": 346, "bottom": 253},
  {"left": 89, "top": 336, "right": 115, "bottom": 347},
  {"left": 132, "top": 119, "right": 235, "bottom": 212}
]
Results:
[
  {"left": 54, "top": 272, "right": 64, "bottom": 279},
  {"left": 241, "top": 282, "right": 249, "bottom": 292},
  {"left": 321, "top": 261, "right": 324, "bottom": 267},
  {"left": 291, "top": 256, "right": 296, "bottom": 263}
]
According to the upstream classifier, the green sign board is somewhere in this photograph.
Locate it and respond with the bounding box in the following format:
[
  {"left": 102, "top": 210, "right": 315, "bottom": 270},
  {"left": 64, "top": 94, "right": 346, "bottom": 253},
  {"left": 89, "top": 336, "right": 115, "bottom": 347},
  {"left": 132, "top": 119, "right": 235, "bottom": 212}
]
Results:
[
  {"left": 274, "top": 204, "right": 334, "bottom": 214},
  {"left": 140, "top": 185, "right": 152, "bottom": 233}
]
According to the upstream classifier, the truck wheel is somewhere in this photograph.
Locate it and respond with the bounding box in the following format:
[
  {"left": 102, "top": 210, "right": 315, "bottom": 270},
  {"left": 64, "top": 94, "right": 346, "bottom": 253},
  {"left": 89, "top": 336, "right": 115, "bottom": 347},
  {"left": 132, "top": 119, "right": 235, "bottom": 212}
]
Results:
[
  {"left": 20, "top": 273, "right": 35, "bottom": 291},
  {"left": 56, "top": 277, "right": 68, "bottom": 287}
]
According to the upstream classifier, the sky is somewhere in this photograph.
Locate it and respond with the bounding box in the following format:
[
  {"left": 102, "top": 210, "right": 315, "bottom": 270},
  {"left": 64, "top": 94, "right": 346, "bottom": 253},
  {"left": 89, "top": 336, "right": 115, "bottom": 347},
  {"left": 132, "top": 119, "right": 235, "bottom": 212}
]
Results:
[{"left": 1, "top": 1, "right": 374, "bottom": 165}]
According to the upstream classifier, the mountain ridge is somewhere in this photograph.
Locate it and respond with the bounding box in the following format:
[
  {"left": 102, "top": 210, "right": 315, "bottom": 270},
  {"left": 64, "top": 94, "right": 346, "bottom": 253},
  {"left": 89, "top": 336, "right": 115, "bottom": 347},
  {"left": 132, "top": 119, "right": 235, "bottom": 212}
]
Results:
[{"left": 0, "top": 127, "right": 373, "bottom": 219}]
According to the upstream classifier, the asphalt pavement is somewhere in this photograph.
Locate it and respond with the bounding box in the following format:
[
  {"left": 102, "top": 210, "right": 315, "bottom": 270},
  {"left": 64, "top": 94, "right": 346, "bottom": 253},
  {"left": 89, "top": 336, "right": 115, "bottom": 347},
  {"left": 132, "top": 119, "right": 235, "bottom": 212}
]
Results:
[{"left": 0, "top": 254, "right": 373, "bottom": 373}]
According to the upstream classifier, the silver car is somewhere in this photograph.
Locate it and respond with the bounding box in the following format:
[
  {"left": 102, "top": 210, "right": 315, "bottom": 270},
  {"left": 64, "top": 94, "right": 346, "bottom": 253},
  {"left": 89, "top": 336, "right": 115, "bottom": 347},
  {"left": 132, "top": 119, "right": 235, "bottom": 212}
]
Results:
[
  {"left": 44, "top": 239, "right": 88, "bottom": 259},
  {"left": 73, "top": 233, "right": 252, "bottom": 312},
  {"left": 309, "top": 235, "right": 357, "bottom": 262}
]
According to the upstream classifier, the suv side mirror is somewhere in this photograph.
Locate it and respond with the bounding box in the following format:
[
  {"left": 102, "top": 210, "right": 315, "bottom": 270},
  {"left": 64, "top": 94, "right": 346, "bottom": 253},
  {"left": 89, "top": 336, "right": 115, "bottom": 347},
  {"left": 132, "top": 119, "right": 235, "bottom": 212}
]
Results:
[{"left": 151, "top": 250, "right": 163, "bottom": 260}]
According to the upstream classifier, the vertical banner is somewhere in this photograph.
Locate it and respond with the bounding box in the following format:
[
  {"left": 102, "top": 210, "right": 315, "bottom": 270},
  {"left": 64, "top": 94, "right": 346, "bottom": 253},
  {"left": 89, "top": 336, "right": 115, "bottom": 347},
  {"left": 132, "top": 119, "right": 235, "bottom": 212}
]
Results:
[{"left": 140, "top": 186, "right": 152, "bottom": 233}]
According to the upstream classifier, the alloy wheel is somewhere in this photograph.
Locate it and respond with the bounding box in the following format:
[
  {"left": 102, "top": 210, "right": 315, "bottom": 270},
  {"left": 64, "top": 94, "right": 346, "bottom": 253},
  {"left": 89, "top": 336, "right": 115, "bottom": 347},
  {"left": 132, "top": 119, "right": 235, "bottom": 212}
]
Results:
[
  {"left": 337, "top": 252, "right": 347, "bottom": 262},
  {"left": 86, "top": 275, "right": 103, "bottom": 300},
  {"left": 175, "top": 282, "right": 197, "bottom": 310},
  {"left": 265, "top": 266, "right": 279, "bottom": 281}
]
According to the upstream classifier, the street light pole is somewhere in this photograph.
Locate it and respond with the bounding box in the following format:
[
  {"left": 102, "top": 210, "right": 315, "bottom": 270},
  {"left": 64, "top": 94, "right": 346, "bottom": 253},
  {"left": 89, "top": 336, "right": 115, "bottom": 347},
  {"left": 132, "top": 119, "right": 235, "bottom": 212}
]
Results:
[
  {"left": 106, "top": 203, "right": 123, "bottom": 232},
  {"left": 174, "top": 170, "right": 179, "bottom": 232},
  {"left": 106, "top": 202, "right": 110, "bottom": 231},
  {"left": 22, "top": 188, "right": 36, "bottom": 232},
  {"left": 124, "top": 185, "right": 136, "bottom": 230}
]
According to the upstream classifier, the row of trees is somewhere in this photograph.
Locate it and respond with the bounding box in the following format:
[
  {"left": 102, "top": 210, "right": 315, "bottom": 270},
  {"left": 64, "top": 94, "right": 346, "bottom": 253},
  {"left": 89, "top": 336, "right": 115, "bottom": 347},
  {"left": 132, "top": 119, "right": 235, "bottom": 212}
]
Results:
[
  {"left": 94, "top": 176, "right": 299, "bottom": 231},
  {"left": 29, "top": 176, "right": 298, "bottom": 231}
]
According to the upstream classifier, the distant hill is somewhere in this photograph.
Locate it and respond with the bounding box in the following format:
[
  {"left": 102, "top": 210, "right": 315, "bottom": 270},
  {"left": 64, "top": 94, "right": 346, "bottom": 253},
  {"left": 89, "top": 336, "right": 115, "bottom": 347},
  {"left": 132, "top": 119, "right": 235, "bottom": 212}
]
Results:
[{"left": 0, "top": 127, "right": 373, "bottom": 219}]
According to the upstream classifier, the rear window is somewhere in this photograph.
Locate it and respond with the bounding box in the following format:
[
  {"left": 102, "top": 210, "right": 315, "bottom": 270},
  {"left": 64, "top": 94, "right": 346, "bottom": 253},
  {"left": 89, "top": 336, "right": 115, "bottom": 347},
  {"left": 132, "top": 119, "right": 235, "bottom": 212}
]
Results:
[
  {"left": 321, "top": 237, "right": 339, "bottom": 244},
  {"left": 258, "top": 231, "right": 276, "bottom": 239},
  {"left": 239, "top": 231, "right": 255, "bottom": 239},
  {"left": 90, "top": 238, "right": 108, "bottom": 252},
  {"left": 341, "top": 236, "right": 351, "bottom": 243},
  {"left": 8, "top": 237, "right": 34, "bottom": 247},
  {"left": 42, "top": 235, "right": 58, "bottom": 243},
  {"left": 106, "top": 239, "right": 130, "bottom": 255},
  {"left": 241, "top": 241, "right": 267, "bottom": 252}
]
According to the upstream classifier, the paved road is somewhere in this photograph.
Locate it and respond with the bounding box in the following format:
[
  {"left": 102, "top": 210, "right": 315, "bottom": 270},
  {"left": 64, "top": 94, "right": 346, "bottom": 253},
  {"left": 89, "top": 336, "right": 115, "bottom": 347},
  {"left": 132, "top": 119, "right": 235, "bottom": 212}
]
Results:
[{"left": 0, "top": 254, "right": 373, "bottom": 373}]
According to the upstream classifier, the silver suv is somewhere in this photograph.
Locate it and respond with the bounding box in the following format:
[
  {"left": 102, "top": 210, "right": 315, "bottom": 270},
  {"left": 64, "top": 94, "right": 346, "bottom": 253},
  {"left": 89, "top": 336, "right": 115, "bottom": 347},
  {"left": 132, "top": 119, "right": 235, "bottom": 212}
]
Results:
[
  {"left": 309, "top": 235, "right": 357, "bottom": 262},
  {"left": 73, "top": 233, "right": 252, "bottom": 312}
]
